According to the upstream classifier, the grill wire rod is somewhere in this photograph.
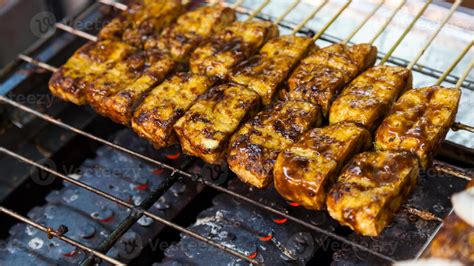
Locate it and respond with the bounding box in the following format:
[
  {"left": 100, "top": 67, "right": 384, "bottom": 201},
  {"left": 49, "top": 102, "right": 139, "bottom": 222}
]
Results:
[
  {"left": 0, "top": 147, "right": 260, "bottom": 265},
  {"left": 0, "top": 206, "right": 125, "bottom": 265}
]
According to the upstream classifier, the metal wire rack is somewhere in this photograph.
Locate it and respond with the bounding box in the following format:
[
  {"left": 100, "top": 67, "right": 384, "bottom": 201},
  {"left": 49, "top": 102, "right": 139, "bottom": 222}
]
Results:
[{"left": 0, "top": 0, "right": 473, "bottom": 265}]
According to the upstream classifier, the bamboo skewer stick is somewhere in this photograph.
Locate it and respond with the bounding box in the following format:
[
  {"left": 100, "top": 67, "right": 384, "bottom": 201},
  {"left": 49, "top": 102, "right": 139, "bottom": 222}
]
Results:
[
  {"left": 406, "top": 0, "right": 462, "bottom": 70},
  {"left": 274, "top": 0, "right": 301, "bottom": 25},
  {"left": 379, "top": 0, "right": 433, "bottom": 65},
  {"left": 312, "top": 0, "right": 352, "bottom": 41},
  {"left": 369, "top": 0, "right": 407, "bottom": 44},
  {"left": 342, "top": 0, "right": 385, "bottom": 44},
  {"left": 246, "top": 0, "right": 270, "bottom": 21}
]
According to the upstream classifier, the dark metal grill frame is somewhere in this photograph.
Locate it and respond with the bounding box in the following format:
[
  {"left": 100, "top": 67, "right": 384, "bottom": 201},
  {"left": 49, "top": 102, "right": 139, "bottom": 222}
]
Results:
[{"left": 0, "top": 0, "right": 473, "bottom": 265}]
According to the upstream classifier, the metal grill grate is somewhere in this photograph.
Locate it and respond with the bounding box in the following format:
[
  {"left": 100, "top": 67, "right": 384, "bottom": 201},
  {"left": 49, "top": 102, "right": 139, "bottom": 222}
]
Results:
[{"left": 0, "top": 0, "right": 473, "bottom": 265}]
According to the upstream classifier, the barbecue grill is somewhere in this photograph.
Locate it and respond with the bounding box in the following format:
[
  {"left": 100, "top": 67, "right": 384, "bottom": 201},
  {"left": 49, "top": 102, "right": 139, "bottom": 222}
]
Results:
[{"left": 0, "top": 0, "right": 473, "bottom": 265}]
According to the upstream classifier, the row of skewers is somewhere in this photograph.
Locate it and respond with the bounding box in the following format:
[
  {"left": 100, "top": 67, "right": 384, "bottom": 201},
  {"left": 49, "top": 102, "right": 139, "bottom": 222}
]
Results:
[{"left": 28, "top": 0, "right": 473, "bottom": 239}]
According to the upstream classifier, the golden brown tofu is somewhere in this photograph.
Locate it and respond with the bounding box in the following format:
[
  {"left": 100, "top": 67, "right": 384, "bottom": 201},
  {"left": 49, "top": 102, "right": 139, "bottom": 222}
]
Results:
[
  {"left": 190, "top": 20, "right": 279, "bottom": 80},
  {"left": 427, "top": 181, "right": 474, "bottom": 264},
  {"left": 132, "top": 73, "right": 214, "bottom": 148},
  {"left": 86, "top": 50, "right": 176, "bottom": 125},
  {"left": 329, "top": 65, "right": 412, "bottom": 131},
  {"left": 274, "top": 122, "right": 371, "bottom": 210},
  {"left": 228, "top": 101, "right": 322, "bottom": 188},
  {"left": 427, "top": 213, "right": 474, "bottom": 264},
  {"left": 48, "top": 40, "right": 135, "bottom": 105},
  {"left": 374, "top": 86, "right": 461, "bottom": 170},
  {"left": 98, "top": 0, "right": 183, "bottom": 47},
  {"left": 174, "top": 83, "right": 260, "bottom": 164},
  {"left": 144, "top": 5, "right": 236, "bottom": 63},
  {"left": 286, "top": 43, "right": 377, "bottom": 116},
  {"left": 327, "top": 151, "right": 419, "bottom": 236},
  {"left": 230, "top": 35, "right": 316, "bottom": 105}
]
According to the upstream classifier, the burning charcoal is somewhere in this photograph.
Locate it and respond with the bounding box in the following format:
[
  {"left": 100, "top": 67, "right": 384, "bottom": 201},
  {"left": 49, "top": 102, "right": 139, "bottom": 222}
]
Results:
[
  {"left": 160, "top": 187, "right": 323, "bottom": 265},
  {"left": 0, "top": 129, "right": 197, "bottom": 265}
]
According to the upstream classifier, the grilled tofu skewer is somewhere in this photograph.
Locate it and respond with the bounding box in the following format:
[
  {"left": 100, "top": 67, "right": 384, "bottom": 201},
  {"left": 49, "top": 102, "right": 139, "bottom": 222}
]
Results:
[
  {"left": 48, "top": 40, "right": 136, "bottom": 105},
  {"left": 227, "top": 1, "right": 362, "bottom": 188},
  {"left": 330, "top": 0, "right": 460, "bottom": 132},
  {"left": 272, "top": 0, "right": 429, "bottom": 209},
  {"left": 97, "top": 0, "right": 184, "bottom": 47},
  {"left": 173, "top": 1, "right": 319, "bottom": 164},
  {"left": 131, "top": 1, "right": 300, "bottom": 150},
  {"left": 425, "top": 180, "right": 474, "bottom": 264},
  {"left": 326, "top": 1, "right": 469, "bottom": 236},
  {"left": 327, "top": 151, "right": 419, "bottom": 236},
  {"left": 56, "top": 0, "right": 185, "bottom": 45},
  {"left": 331, "top": 0, "right": 472, "bottom": 174},
  {"left": 189, "top": 0, "right": 278, "bottom": 80},
  {"left": 51, "top": 1, "right": 238, "bottom": 122},
  {"left": 229, "top": 0, "right": 326, "bottom": 105},
  {"left": 281, "top": 0, "right": 389, "bottom": 117},
  {"left": 49, "top": 0, "right": 186, "bottom": 105},
  {"left": 174, "top": 1, "right": 350, "bottom": 166},
  {"left": 374, "top": 52, "right": 473, "bottom": 171},
  {"left": 326, "top": 49, "right": 472, "bottom": 237},
  {"left": 373, "top": 41, "right": 469, "bottom": 173},
  {"left": 87, "top": 4, "right": 237, "bottom": 125},
  {"left": 375, "top": 86, "right": 461, "bottom": 170}
]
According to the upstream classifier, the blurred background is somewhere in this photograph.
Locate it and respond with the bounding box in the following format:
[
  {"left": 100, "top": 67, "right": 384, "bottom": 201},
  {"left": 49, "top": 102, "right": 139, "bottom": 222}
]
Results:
[{"left": 0, "top": 0, "right": 90, "bottom": 67}]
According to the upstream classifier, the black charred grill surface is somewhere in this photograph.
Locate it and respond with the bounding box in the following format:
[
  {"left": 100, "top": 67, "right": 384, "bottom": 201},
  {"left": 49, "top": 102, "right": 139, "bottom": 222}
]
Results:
[
  {"left": 0, "top": 129, "right": 202, "bottom": 265},
  {"left": 160, "top": 179, "right": 333, "bottom": 265}
]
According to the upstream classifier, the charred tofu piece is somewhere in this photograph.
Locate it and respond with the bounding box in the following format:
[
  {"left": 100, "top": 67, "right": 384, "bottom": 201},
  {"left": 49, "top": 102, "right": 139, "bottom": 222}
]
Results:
[
  {"left": 274, "top": 122, "right": 371, "bottom": 210},
  {"left": 98, "top": 0, "right": 183, "bottom": 47},
  {"left": 86, "top": 50, "right": 176, "bottom": 125},
  {"left": 286, "top": 43, "right": 377, "bottom": 116},
  {"left": 329, "top": 66, "right": 412, "bottom": 131},
  {"left": 132, "top": 73, "right": 214, "bottom": 148},
  {"left": 327, "top": 151, "right": 419, "bottom": 236},
  {"left": 228, "top": 101, "right": 322, "bottom": 188},
  {"left": 190, "top": 20, "right": 279, "bottom": 80},
  {"left": 428, "top": 213, "right": 474, "bottom": 264},
  {"left": 145, "top": 5, "right": 236, "bottom": 63},
  {"left": 174, "top": 83, "right": 260, "bottom": 164},
  {"left": 230, "top": 35, "right": 316, "bottom": 105},
  {"left": 428, "top": 182, "right": 474, "bottom": 264},
  {"left": 374, "top": 86, "right": 461, "bottom": 170},
  {"left": 48, "top": 40, "right": 135, "bottom": 105}
]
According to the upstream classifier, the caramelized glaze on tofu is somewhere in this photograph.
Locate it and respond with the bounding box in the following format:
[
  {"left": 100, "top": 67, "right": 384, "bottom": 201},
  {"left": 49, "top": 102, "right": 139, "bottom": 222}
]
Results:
[
  {"left": 286, "top": 43, "right": 377, "bottom": 116},
  {"left": 428, "top": 181, "right": 474, "bottom": 264},
  {"left": 48, "top": 40, "right": 135, "bottom": 105},
  {"left": 132, "top": 73, "right": 214, "bottom": 148},
  {"left": 329, "top": 65, "right": 412, "bottom": 131},
  {"left": 228, "top": 101, "right": 322, "bottom": 188},
  {"left": 174, "top": 83, "right": 260, "bottom": 164},
  {"left": 230, "top": 36, "right": 316, "bottom": 105},
  {"left": 145, "top": 5, "right": 236, "bottom": 63},
  {"left": 428, "top": 213, "right": 474, "bottom": 264},
  {"left": 274, "top": 122, "right": 371, "bottom": 210},
  {"left": 190, "top": 20, "right": 279, "bottom": 80},
  {"left": 86, "top": 50, "right": 175, "bottom": 125},
  {"left": 98, "top": 0, "right": 183, "bottom": 47},
  {"left": 374, "top": 86, "right": 461, "bottom": 170},
  {"left": 327, "top": 151, "right": 419, "bottom": 236}
]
